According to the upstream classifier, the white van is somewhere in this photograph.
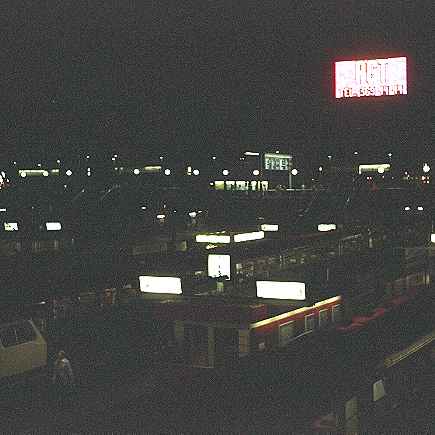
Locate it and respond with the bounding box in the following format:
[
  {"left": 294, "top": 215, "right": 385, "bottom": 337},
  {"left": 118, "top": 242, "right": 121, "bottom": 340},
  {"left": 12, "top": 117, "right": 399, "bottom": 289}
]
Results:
[{"left": 0, "top": 319, "right": 47, "bottom": 383}]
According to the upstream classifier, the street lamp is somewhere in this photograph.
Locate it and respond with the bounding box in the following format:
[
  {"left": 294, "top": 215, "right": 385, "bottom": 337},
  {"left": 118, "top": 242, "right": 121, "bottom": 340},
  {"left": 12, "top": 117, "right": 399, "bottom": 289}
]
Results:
[
  {"left": 222, "top": 169, "right": 229, "bottom": 176},
  {"left": 193, "top": 169, "right": 200, "bottom": 176},
  {"left": 164, "top": 168, "right": 171, "bottom": 176},
  {"left": 423, "top": 163, "right": 430, "bottom": 173},
  {"left": 133, "top": 168, "right": 140, "bottom": 175},
  {"left": 253, "top": 169, "right": 260, "bottom": 176}
]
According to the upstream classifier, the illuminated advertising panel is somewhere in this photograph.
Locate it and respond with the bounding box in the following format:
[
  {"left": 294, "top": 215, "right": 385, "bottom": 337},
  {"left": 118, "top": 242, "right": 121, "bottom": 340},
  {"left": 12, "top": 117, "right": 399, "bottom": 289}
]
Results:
[
  {"left": 4, "top": 222, "right": 18, "bottom": 231},
  {"left": 233, "top": 231, "right": 265, "bottom": 243},
  {"left": 261, "top": 224, "right": 279, "bottom": 232},
  {"left": 318, "top": 223, "right": 337, "bottom": 232},
  {"left": 335, "top": 57, "right": 407, "bottom": 98},
  {"left": 46, "top": 222, "right": 62, "bottom": 231},
  {"left": 208, "top": 254, "right": 231, "bottom": 280},
  {"left": 358, "top": 163, "right": 391, "bottom": 174},
  {"left": 139, "top": 276, "right": 182, "bottom": 294},
  {"left": 264, "top": 154, "right": 292, "bottom": 171},
  {"left": 431, "top": 234, "right": 435, "bottom": 243},
  {"left": 196, "top": 234, "right": 231, "bottom": 244},
  {"left": 256, "top": 281, "right": 306, "bottom": 300}
]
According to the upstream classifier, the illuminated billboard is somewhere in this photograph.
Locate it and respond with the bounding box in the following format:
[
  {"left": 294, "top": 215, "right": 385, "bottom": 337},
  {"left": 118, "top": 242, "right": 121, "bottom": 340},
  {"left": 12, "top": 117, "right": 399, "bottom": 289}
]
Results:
[
  {"left": 46, "top": 222, "right": 62, "bottom": 231},
  {"left": 335, "top": 57, "right": 407, "bottom": 98},
  {"left": 196, "top": 234, "right": 231, "bottom": 244},
  {"left": 233, "top": 231, "right": 265, "bottom": 243},
  {"left": 318, "top": 223, "right": 337, "bottom": 232},
  {"left": 358, "top": 163, "right": 390, "bottom": 174},
  {"left": 256, "top": 281, "right": 306, "bottom": 300},
  {"left": 208, "top": 254, "right": 231, "bottom": 280},
  {"left": 4, "top": 222, "right": 18, "bottom": 231},
  {"left": 264, "top": 154, "right": 292, "bottom": 171},
  {"left": 139, "top": 276, "right": 182, "bottom": 294}
]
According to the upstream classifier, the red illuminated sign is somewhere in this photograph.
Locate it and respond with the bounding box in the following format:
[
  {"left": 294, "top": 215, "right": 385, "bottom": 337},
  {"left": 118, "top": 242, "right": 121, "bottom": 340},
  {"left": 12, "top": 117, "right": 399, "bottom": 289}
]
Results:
[{"left": 335, "top": 57, "right": 407, "bottom": 99}]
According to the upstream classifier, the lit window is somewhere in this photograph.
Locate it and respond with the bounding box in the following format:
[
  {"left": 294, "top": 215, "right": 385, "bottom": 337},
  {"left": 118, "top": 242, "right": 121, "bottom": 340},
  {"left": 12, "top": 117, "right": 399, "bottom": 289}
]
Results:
[{"left": 305, "top": 314, "right": 316, "bottom": 332}]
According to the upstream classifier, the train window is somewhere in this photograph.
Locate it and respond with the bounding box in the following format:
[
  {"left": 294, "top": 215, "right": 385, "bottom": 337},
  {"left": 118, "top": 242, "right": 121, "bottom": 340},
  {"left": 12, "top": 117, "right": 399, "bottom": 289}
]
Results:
[
  {"left": 305, "top": 314, "right": 316, "bottom": 333},
  {"left": 332, "top": 304, "right": 342, "bottom": 323},
  {"left": 15, "top": 321, "right": 37, "bottom": 345},
  {"left": 279, "top": 321, "right": 295, "bottom": 347},
  {"left": 0, "top": 325, "right": 18, "bottom": 347},
  {"left": 319, "top": 309, "right": 329, "bottom": 328}
]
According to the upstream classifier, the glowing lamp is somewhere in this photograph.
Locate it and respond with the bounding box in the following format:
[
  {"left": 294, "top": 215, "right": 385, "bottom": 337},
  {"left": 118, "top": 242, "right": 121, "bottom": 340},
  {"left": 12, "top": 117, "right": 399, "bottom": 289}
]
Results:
[{"left": 431, "top": 234, "right": 435, "bottom": 243}]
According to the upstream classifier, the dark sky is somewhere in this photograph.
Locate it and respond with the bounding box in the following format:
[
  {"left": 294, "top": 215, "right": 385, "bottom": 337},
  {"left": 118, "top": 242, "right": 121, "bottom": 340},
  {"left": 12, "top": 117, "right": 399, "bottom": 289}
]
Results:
[{"left": 1, "top": 1, "right": 434, "bottom": 166}]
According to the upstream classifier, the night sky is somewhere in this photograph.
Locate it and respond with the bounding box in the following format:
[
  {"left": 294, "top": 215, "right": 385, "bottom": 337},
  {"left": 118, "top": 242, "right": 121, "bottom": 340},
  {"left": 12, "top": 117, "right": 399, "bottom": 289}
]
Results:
[{"left": 1, "top": 1, "right": 434, "bottom": 166}]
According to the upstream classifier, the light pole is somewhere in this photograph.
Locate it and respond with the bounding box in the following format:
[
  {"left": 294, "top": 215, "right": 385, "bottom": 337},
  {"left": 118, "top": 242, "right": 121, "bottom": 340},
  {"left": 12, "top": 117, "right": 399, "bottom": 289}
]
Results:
[{"left": 288, "top": 155, "right": 294, "bottom": 190}]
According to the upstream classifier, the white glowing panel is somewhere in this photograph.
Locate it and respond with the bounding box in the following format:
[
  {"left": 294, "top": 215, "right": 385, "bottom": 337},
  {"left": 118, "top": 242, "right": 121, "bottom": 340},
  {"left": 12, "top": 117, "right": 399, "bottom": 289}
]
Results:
[
  {"left": 208, "top": 254, "right": 231, "bottom": 280},
  {"left": 4, "top": 222, "right": 18, "bottom": 231},
  {"left": 335, "top": 57, "right": 407, "bottom": 98},
  {"left": 431, "top": 234, "right": 435, "bottom": 243},
  {"left": 46, "top": 222, "right": 62, "bottom": 231},
  {"left": 261, "top": 224, "right": 279, "bottom": 232},
  {"left": 373, "top": 379, "right": 386, "bottom": 402},
  {"left": 196, "top": 234, "right": 231, "bottom": 244},
  {"left": 318, "top": 224, "right": 337, "bottom": 232},
  {"left": 233, "top": 231, "right": 265, "bottom": 243},
  {"left": 139, "top": 276, "right": 182, "bottom": 294},
  {"left": 256, "top": 281, "right": 306, "bottom": 300},
  {"left": 264, "top": 154, "right": 292, "bottom": 171},
  {"left": 358, "top": 163, "right": 390, "bottom": 174}
]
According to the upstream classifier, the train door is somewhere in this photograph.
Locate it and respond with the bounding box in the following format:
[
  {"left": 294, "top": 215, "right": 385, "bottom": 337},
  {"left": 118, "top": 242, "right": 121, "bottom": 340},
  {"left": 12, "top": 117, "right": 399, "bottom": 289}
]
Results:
[
  {"left": 215, "top": 327, "right": 238, "bottom": 367},
  {"left": 184, "top": 324, "right": 209, "bottom": 367}
]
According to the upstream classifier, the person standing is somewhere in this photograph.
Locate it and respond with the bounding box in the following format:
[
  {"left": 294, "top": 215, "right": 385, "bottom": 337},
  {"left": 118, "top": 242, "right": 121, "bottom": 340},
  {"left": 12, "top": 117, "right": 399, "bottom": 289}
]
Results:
[{"left": 52, "top": 350, "right": 75, "bottom": 408}]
